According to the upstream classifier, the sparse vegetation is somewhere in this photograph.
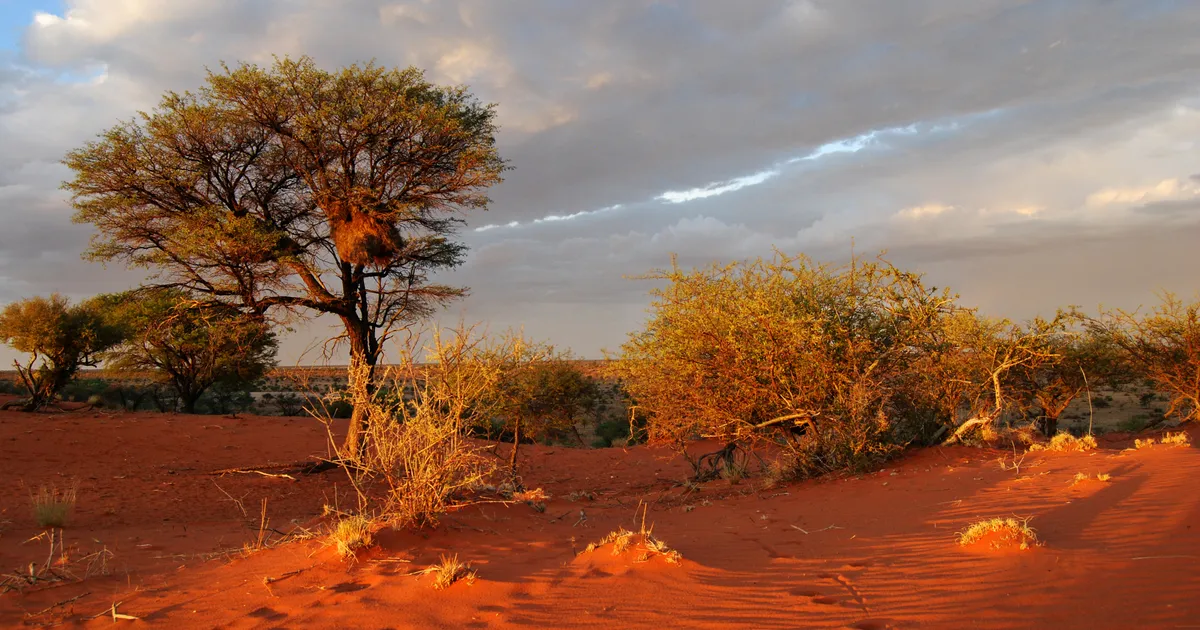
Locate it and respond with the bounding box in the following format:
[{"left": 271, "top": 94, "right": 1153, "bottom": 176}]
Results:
[
  {"left": 335, "top": 326, "right": 499, "bottom": 529},
  {"left": 1029, "top": 432, "right": 1098, "bottom": 453},
  {"left": 31, "top": 484, "right": 78, "bottom": 528},
  {"left": 1161, "top": 431, "right": 1192, "bottom": 447},
  {"left": 424, "top": 554, "right": 477, "bottom": 589},
  {"left": 1072, "top": 472, "right": 1112, "bottom": 485},
  {"left": 330, "top": 514, "right": 375, "bottom": 559},
  {"left": 958, "top": 517, "right": 1039, "bottom": 550}
]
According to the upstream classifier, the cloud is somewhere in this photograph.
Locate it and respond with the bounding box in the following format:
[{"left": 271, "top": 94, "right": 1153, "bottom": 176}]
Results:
[
  {"left": 3, "top": 0, "right": 1200, "bottom": 362},
  {"left": 1086, "top": 178, "right": 1200, "bottom": 208},
  {"left": 896, "top": 204, "right": 955, "bottom": 220}
]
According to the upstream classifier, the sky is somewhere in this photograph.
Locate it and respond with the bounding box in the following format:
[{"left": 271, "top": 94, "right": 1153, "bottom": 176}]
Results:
[{"left": 2, "top": 0, "right": 1200, "bottom": 365}]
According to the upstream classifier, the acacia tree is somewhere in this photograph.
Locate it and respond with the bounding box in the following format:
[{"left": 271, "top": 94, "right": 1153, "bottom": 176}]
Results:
[
  {"left": 479, "top": 336, "right": 597, "bottom": 474},
  {"left": 0, "top": 294, "right": 124, "bottom": 410},
  {"left": 65, "top": 57, "right": 506, "bottom": 454},
  {"left": 1009, "top": 320, "right": 1127, "bottom": 436},
  {"left": 1089, "top": 293, "right": 1200, "bottom": 425},
  {"left": 100, "top": 289, "right": 278, "bottom": 413}
]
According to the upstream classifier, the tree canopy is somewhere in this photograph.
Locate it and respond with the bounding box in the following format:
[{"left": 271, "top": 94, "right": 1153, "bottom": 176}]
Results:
[
  {"left": 0, "top": 294, "right": 125, "bottom": 410},
  {"left": 65, "top": 56, "right": 507, "bottom": 451},
  {"left": 100, "top": 288, "right": 278, "bottom": 413}
]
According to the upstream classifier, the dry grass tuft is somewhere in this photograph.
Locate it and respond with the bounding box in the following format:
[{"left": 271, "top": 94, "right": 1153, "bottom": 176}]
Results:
[
  {"left": 1071, "top": 472, "right": 1112, "bottom": 485},
  {"left": 424, "top": 554, "right": 477, "bottom": 589},
  {"left": 1029, "top": 432, "right": 1097, "bottom": 453},
  {"left": 958, "top": 517, "right": 1040, "bottom": 550},
  {"left": 30, "top": 484, "right": 77, "bottom": 528},
  {"left": 330, "top": 514, "right": 374, "bottom": 559},
  {"left": 1161, "top": 432, "right": 1191, "bottom": 447},
  {"left": 581, "top": 526, "right": 683, "bottom": 565},
  {"left": 1134, "top": 437, "right": 1157, "bottom": 449}
]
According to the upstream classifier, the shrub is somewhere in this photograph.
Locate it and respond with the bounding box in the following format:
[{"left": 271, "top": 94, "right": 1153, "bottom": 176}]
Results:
[
  {"left": 612, "top": 252, "right": 968, "bottom": 480},
  {"left": 31, "top": 484, "right": 77, "bottom": 528},
  {"left": 594, "top": 419, "right": 630, "bottom": 447},
  {"left": 337, "top": 326, "right": 498, "bottom": 528},
  {"left": 473, "top": 334, "right": 598, "bottom": 473},
  {"left": 1091, "top": 294, "right": 1200, "bottom": 425}
]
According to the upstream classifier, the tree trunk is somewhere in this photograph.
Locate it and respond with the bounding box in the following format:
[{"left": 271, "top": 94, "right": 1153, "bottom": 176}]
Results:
[
  {"left": 1041, "top": 415, "right": 1059, "bottom": 437},
  {"left": 509, "top": 416, "right": 521, "bottom": 475},
  {"left": 341, "top": 323, "right": 379, "bottom": 460}
]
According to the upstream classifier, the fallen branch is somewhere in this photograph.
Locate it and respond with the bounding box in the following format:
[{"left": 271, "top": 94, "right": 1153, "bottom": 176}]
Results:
[
  {"left": 790, "top": 524, "right": 843, "bottom": 534},
  {"left": 90, "top": 601, "right": 139, "bottom": 622},
  {"left": 27, "top": 591, "right": 90, "bottom": 619},
  {"left": 218, "top": 469, "right": 297, "bottom": 481}
]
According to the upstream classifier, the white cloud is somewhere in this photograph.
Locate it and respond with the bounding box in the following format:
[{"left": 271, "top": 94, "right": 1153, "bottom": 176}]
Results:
[
  {"left": 1086, "top": 178, "right": 1200, "bottom": 208},
  {"left": 896, "top": 204, "right": 955, "bottom": 220}
]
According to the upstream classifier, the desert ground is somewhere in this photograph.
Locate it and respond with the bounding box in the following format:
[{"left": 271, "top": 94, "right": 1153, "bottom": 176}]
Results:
[{"left": 1, "top": 397, "right": 1198, "bottom": 629}]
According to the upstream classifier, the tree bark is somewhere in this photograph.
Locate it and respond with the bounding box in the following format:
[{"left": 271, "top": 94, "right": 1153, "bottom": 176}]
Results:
[{"left": 341, "top": 321, "right": 379, "bottom": 460}]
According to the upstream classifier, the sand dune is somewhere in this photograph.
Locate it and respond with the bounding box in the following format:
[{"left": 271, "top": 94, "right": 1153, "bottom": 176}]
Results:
[{"left": 1, "top": 403, "right": 1197, "bottom": 628}]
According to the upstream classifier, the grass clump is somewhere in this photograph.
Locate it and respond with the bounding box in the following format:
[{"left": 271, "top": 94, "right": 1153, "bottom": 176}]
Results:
[
  {"left": 581, "top": 525, "right": 683, "bottom": 565},
  {"left": 1029, "top": 432, "right": 1097, "bottom": 453},
  {"left": 1071, "top": 472, "right": 1113, "bottom": 485},
  {"left": 30, "top": 484, "right": 77, "bottom": 528},
  {"left": 1134, "top": 437, "right": 1157, "bottom": 449},
  {"left": 958, "top": 517, "right": 1039, "bottom": 550},
  {"left": 424, "top": 554, "right": 477, "bottom": 589},
  {"left": 330, "top": 514, "right": 374, "bottom": 559},
  {"left": 1161, "top": 432, "right": 1191, "bottom": 447}
]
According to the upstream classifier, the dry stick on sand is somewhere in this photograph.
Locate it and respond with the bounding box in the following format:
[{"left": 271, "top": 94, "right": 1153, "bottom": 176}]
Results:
[
  {"left": 89, "top": 602, "right": 139, "bottom": 621},
  {"left": 790, "top": 524, "right": 843, "bottom": 534},
  {"left": 28, "top": 591, "right": 90, "bottom": 620}
]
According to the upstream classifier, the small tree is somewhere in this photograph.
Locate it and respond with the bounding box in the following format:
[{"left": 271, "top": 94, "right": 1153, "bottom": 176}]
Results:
[
  {"left": 480, "top": 336, "right": 598, "bottom": 474},
  {"left": 1011, "top": 318, "right": 1127, "bottom": 436},
  {"left": 0, "top": 294, "right": 124, "bottom": 410},
  {"left": 100, "top": 289, "right": 277, "bottom": 413},
  {"left": 935, "top": 312, "right": 1069, "bottom": 442},
  {"left": 1090, "top": 293, "right": 1200, "bottom": 425}
]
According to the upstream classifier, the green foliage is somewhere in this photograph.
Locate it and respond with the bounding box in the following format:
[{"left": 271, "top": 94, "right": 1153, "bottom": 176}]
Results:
[
  {"left": 594, "top": 419, "right": 631, "bottom": 448},
  {"left": 99, "top": 288, "right": 277, "bottom": 413},
  {"left": 0, "top": 294, "right": 124, "bottom": 410}
]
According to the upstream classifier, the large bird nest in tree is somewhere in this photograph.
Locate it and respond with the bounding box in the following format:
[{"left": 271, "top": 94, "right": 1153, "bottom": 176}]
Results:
[{"left": 323, "top": 196, "right": 403, "bottom": 267}]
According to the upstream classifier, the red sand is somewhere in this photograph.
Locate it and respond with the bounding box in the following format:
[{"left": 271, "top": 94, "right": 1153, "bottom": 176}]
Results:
[{"left": 2, "top": 401, "right": 1198, "bottom": 628}]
